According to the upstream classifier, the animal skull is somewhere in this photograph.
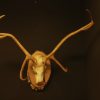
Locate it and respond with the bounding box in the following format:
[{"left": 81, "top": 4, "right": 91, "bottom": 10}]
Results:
[
  {"left": 32, "top": 53, "right": 46, "bottom": 84},
  {"left": 0, "top": 10, "right": 94, "bottom": 91},
  {"left": 27, "top": 51, "right": 51, "bottom": 90}
]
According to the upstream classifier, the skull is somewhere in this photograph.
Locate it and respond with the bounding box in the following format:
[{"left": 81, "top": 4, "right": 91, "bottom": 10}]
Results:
[
  {"left": 32, "top": 53, "right": 46, "bottom": 85},
  {"left": 27, "top": 51, "right": 51, "bottom": 90}
]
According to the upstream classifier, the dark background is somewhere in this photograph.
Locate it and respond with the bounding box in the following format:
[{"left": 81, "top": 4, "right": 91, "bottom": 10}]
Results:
[{"left": 0, "top": 0, "right": 100, "bottom": 100}]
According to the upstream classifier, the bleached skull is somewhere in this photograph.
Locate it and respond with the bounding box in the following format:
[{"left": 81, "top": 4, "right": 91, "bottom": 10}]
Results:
[
  {"left": 27, "top": 51, "right": 51, "bottom": 90},
  {"left": 32, "top": 53, "right": 46, "bottom": 84},
  {"left": 29, "top": 51, "right": 49, "bottom": 90}
]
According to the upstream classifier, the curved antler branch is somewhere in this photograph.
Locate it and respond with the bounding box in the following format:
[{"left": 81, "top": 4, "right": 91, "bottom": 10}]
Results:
[
  {"left": 0, "top": 33, "right": 31, "bottom": 57},
  {"left": 0, "top": 15, "right": 5, "bottom": 19},
  {"left": 51, "top": 55, "right": 68, "bottom": 72},
  {"left": 47, "top": 10, "right": 94, "bottom": 59},
  {"left": 0, "top": 15, "right": 31, "bottom": 57},
  {"left": 20, "top": 56, "right": 28, "bottom": 81}
]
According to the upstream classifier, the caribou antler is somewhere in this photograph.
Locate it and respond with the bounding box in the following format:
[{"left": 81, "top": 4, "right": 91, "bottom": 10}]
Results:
[
  {"left": 46, "top": 10, "right": 94, "bottom": 72},
  {"left": 0, "top": 33, "right": 31, "bottom": 57},
  {"left": 0, "top": 11, "right": 94, "bottom": 91},
  {"left": 0, "top": 15, "right": 5, "bottom": 19}
]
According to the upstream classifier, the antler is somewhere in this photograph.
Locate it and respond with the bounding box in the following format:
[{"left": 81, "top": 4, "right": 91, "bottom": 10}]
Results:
[
  {"left": 0, "top": 33, "right": 31, "bottom": 57},
  {"left": 47, "top": 10, "right": 94, "bottom": 58},
  {"left": 0, "top": 15, "right": 5, "bottom": 19},
  {"left": 0, "top": 15, "right": 38, "bottom": 81},
  {"left": 46, "top": 10, "right": 94, "bottom": 72},
  {"left": 0, "top": 15, "right": 30, "bottom": 57},
  {"left": 20, "top": 56, "right": 29, "bottom": 80}
]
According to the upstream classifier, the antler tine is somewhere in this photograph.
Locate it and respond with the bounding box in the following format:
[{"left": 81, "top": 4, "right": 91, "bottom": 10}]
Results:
[
  {"left": 0, "top": 33, "right": 31, "bottom": 57},
  {"left": 0, "top": 35, "right": 7, "bottom": 39},
  {"left": 47, "top": 10, "right": 94, "bottom": 59},
  {"left": 20, "top": 56, "right": 28, "bottom": 81},
  {"left": 0, "top": 15, "right": 5, "bottom": 19},
  {"left": 0, "top": 33, "right": 37, "bottom": 64},
  {"left": 0, "top": 33, "right": 8, "bottom": 39}
]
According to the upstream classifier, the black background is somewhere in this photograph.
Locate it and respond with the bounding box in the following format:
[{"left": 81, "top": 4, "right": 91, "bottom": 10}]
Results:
[{"left": 0, "top": 0, "right": 100, "bottom": 100}]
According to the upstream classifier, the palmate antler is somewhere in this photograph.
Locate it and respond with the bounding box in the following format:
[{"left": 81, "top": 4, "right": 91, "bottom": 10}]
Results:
[{"left": 46, "top": 10, "right": 94, "bottom": 72}]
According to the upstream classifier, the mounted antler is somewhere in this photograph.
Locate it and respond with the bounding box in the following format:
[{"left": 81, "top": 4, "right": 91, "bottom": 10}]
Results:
[
  {"left": 0, "top": 10, "right": 94, "bottom": 91},
  {"left": 46, "top": 9, "right": 94, "bottom": 72},
  {"left": 0, "top": 32, "right": 38, "bottom": 80},
  {"left": 0, "top": 15, "right": 36, "bottom": 80}
]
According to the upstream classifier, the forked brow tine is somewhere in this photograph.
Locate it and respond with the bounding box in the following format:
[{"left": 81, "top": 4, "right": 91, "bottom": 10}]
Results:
[{"left": 47, "top": 10, "right": 94, "bottom": 59}]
